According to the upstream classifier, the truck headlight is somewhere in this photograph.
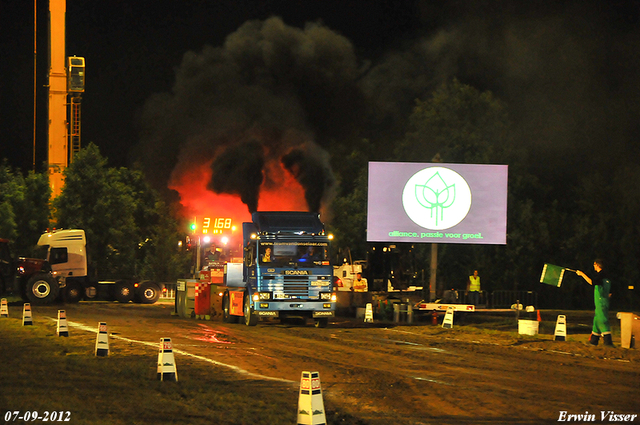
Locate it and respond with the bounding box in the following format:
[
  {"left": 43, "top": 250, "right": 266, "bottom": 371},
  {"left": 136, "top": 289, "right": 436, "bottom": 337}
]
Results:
[{"left": 256, "top": 292, "right": 271, "bottom": 300}]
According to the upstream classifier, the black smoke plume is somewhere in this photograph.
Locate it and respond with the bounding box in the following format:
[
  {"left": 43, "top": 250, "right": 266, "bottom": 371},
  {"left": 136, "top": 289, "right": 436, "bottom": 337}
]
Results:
[
  {"left": 207, "top": 140, "right": 265, "bottom": 212},
  {"left": 135, "top": 16, "right": 361, "bottom": 213}
]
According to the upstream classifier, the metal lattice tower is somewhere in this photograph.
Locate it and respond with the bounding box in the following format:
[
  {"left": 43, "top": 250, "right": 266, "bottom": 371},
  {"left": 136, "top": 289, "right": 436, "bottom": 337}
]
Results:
[{"left": 69, "top": 94, "right": 82, "bottom": 160}]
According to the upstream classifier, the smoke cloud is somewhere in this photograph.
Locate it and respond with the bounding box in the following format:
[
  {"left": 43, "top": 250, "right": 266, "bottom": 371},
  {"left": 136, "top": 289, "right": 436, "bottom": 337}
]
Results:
[
  {"left": 361, "top": 1, "right": 640, "bottom": 179},
  {"left": 134, "top": 3, "right": 640, "bottom": 219},
  {"left": 136, "top": 16, "right": 364, "bottom": 215}
]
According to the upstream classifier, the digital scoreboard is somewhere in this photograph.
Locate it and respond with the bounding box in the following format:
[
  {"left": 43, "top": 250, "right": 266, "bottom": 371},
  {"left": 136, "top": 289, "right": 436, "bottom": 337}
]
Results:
[{"left": 193, "top": 217, "right": 235, "bottom": 235}]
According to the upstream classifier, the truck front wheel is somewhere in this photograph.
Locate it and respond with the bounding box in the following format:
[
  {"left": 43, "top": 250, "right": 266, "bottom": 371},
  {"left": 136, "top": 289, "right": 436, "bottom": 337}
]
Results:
[
  {"left": 315, "top": 318, "right": 329, "bottom": 328},
  {"left": 243, "top": 294, "right": 258, "bottom": 326},
  {"left": 26, "top": 273, "right": 59, "bottom": 305}
]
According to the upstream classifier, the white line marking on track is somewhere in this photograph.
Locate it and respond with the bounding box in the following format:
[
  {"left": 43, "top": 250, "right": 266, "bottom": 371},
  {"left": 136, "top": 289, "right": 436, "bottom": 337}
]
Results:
[{"left": 48, "top": 318, "right": 295, "bottom": 384}]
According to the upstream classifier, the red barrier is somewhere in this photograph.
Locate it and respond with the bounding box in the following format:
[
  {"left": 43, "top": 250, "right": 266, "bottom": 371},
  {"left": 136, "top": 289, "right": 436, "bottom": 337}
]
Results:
[{"left": 194, "top": 282, "right": 210, "bottom": 316}]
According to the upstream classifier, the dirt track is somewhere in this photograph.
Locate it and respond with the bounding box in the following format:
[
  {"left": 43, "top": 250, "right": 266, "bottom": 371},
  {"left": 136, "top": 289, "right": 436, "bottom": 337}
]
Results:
[{"left": 24, "top": 302, "right": 640, "bottom": 424}]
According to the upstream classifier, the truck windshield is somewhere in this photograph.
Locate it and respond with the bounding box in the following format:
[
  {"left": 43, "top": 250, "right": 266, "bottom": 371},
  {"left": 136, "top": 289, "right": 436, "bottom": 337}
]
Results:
[{"left": 259, "top": 241, "right": 328, "bottom": 266}]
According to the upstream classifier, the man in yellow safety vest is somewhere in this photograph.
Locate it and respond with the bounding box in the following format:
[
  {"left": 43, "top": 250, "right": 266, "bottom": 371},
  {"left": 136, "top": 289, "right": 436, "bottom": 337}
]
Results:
[{"left": 466, "top": 270, "right": 481, "bottom": 306}]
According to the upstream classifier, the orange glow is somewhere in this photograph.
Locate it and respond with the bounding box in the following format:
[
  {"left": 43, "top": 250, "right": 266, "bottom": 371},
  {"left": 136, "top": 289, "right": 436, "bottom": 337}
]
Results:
[
  {"left": 258, "top": 158, "right": 307, "bottom": 211},
  {"left": 168, "top": 159, "right": 308, "bottom": 224}
]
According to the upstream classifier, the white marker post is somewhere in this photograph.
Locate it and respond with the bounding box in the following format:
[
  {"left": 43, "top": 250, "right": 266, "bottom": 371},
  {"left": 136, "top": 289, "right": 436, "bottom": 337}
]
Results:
[
  {"left": 157, "top": 338, "right": 178, "bottom": 382},
  {"left": 22, "top": 303, "right": 33, "bottom": 326},
  {"left": 95, "top": 322, "right": 110, "bottom": 356},
  {"left": 297, "top": 371, "right": 326, "bottom": 425}
]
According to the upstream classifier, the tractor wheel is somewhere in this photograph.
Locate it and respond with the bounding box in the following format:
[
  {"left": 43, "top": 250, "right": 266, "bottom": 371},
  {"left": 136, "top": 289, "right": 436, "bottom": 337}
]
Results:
[{"left": 25, "top": 273, "right": 59, "bottom": 305}]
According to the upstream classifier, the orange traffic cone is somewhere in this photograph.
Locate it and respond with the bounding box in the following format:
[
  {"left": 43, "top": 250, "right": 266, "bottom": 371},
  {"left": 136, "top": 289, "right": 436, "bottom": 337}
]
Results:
[{"left": 537, "top": 310, "right": 542, "bottom": 322}]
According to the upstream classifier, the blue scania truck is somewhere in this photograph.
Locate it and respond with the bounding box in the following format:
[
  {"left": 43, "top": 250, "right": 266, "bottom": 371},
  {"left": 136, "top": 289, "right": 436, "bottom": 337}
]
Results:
[{"left": 221, "top": 211, "right": 336, "bottom": 327}]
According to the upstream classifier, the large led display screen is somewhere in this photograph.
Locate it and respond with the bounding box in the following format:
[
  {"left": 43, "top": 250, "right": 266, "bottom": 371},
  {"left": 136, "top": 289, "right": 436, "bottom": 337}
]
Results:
[{"left": 367, "top": 162, "right": 508, "bottom": 245}]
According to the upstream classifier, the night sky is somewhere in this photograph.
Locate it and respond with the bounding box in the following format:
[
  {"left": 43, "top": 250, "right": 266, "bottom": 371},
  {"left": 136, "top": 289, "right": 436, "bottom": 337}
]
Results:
[
  {"left": 2, "top": 1, "right": 639, "bottom": 192},
  {"left": 1, "top": 1, "right": 422, "bottom": 172}
]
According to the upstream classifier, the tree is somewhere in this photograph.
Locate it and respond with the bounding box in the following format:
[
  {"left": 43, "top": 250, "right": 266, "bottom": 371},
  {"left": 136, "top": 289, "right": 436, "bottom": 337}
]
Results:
[
  {"left": 565, "top": 165, "right": 640, "bottom": 310},
  {"left": 329, "top": 167, "right": 368, "bottom": 262},
  {"left": 0, "top": 162, "right": 19, "bottom": 242},
  {"left": 386, "top": 79, "right": 571, "bottom": 297},
  {"left": 395, "top": 78, "right": 512, "bottom": 164},
  {"left": 53, "top": 143, "right": 189, "bottom": 280},
  {"left": 0, "top": 161, "right": 50, "bottom": 255},
  {"left": 391, "top": 80, "right": 517, "bottom": 291},
  {"left": 137, "top": 201, "right": 192, "bottom": 283}
]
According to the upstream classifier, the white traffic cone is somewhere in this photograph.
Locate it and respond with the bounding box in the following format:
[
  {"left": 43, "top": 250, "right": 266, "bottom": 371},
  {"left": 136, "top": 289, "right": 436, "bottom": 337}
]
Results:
[
  {"left": 297, "top": 371, "right": 326, "bottom": 425},
  {"left": 22, "top": 303, "right": 33, "bottom": 326},
  {"left": 442, "top": 306, "right": 455, "bottom": 329},
  {"left": 1, "top": 298, "right": 8, "bottom": 317},
  {"left": 57, "top": 310, "right": 69, "bottom": 337},
  {"left": 364, "top": 303, "right": 374, "bottom": 323},
  {"left": 95, "top": 322, "right": 109, "bottom": 356},
  {"left": 157, "top": 338, "right": 178, "bottom": 382},
  {"left": 554, "top": 315, "right": 567, "bottom": 341}
]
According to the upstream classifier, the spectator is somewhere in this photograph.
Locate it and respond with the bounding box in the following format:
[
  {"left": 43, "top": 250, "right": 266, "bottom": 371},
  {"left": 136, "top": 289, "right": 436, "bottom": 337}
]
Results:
[
  {"left": 352, "top": 272, "right": 368, "bottom": 292},
  {"left": 466, "top": 270, "right": 481, "bottom": 306}
]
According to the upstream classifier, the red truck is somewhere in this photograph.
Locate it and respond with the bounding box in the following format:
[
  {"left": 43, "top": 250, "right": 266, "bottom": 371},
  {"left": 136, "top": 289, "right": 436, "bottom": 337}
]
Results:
[{"left": 0, "top": 238, "right": 59, "bottom": 305}]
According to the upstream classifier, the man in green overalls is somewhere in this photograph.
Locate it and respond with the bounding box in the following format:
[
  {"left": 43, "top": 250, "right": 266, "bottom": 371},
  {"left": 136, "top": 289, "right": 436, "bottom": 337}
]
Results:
[{"left": 577, "top": 259, "right": 614, "bottom": 346}]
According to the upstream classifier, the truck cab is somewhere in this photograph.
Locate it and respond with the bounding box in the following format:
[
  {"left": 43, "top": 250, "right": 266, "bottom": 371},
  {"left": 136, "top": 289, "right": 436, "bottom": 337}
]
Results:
[
  {"left": 38, "top": 229, "right": 163, "bottom": 304},
  {"left": 222, "top": 212, "right": 336, "bottom": 327}
]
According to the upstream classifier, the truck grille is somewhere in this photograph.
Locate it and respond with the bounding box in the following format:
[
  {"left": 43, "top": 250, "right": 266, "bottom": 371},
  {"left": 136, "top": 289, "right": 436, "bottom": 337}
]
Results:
[{"left": 283, "top": 276, "right": 310, "bottom": 297}]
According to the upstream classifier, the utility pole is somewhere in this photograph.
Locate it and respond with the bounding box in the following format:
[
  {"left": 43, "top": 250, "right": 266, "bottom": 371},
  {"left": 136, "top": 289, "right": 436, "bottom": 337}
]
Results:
[
  {"left": 429, "top": 153, "right": 442, "bottom": 301},
  {"left": 33, "top": 0, "right": 37, "bottom": 171}
]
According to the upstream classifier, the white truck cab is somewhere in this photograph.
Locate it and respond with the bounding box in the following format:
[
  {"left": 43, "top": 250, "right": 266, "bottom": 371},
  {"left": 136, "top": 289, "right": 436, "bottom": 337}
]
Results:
[
  {"left": 38, "top": 229, "right": 88, "bottom": 279},
  {"left": 37, "top": 229, "right": 162, "bottom": 304}
]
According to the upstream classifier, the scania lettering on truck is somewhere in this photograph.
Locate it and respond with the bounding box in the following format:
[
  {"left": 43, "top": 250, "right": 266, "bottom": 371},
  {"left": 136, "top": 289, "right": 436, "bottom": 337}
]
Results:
[
  {"left": 38, "top": 229, "right": 163, "bottom": 304},
  {"left": 221, "top": 211, "right": 336, "bottom": 327}
]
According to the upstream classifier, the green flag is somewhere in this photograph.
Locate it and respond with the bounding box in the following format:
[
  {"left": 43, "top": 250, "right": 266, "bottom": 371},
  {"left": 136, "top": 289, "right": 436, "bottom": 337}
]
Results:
[{"left": 540, "top": 263, "right": 573, "bottom": 287}]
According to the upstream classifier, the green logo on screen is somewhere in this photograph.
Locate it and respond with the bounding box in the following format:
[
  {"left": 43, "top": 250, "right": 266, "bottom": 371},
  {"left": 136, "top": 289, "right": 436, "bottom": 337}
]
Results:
[{"left": 402, "top": 167, "right": 472, "bottom": 230}]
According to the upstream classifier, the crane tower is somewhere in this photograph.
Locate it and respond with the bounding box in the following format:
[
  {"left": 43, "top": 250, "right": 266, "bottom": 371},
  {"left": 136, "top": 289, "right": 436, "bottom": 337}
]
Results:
[{"left": 48, "top": 0, "right": 84, "bottom": 198}]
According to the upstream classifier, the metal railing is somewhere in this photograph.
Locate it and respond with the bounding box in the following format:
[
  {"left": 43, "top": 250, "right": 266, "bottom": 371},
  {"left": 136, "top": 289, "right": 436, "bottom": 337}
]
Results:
[
  {"left": 161, "top": 282, "right": 177, "bottom": 300},
  {"left": 457, "top": 290, "right": 489, "bottom": 307},
  {"left": 491, "top": 290, "right": 537, "bottom": 309}
]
